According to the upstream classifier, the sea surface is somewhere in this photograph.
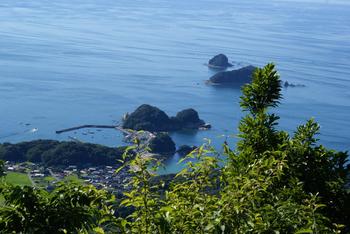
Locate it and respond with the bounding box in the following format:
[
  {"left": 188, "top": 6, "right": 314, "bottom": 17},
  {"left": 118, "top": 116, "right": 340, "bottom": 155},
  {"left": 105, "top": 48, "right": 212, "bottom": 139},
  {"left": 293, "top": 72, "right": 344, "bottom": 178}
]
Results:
[{"left": 0, "top": 0, "right": 350, "bottom": 173}]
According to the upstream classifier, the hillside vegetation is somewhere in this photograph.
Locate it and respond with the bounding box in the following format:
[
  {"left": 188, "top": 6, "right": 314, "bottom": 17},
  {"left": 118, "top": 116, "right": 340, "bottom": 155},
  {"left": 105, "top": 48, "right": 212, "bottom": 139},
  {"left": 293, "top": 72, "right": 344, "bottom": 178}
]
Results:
[
  {"left": 4, "top": 172, "right": 32, "bottom": 187},
  {"left": 0, "top": 140, "right": 126, "bottom": 167}
]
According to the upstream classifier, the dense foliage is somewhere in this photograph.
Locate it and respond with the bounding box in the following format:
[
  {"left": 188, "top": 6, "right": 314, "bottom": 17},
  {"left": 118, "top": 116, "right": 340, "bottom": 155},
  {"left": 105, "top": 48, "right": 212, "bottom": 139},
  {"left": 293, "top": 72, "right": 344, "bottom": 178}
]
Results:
[
  {"left": 0, "top": 183, "right": 118, "bottom": 233},
  {"left": 0, "top": 140, "right": 126, "bottom": 167},
  {"left": 0, "top": 63, "right": 349, "bottom": 233}
]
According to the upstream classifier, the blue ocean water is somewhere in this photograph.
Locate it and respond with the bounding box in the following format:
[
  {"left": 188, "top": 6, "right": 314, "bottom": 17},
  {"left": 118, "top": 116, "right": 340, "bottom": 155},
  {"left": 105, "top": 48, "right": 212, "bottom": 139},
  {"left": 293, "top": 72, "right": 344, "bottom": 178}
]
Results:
[{"left": 0, "top": 0, "right": 349, "bottom": 173}]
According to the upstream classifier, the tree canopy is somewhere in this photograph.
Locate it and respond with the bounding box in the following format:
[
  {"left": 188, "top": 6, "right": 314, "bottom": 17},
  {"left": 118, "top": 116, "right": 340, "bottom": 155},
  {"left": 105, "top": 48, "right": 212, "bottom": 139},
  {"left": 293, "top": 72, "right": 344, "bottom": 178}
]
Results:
[{"left": 0, "top": 183, "right": 118, "bottom": 233}]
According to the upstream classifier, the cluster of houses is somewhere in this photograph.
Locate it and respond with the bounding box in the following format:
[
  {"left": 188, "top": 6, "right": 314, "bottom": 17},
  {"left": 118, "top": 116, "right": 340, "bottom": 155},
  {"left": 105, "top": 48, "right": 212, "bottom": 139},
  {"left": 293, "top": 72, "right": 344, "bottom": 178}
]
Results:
[
  {"left": 52, "top": 165, "right": 131, "bottom": 192},
  {"left": 5, "top": 161, "right": 48, "bottom": 178},
  {"left": 5, "top": 161, "right": 28, "bottom": 173},
  {"left": 4, "top": 161, "right": 131, "bottom": 194}
]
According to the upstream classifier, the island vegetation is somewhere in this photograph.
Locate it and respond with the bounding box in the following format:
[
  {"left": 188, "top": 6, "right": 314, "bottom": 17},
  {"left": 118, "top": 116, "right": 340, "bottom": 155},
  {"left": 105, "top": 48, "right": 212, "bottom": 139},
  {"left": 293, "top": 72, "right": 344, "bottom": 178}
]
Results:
[
  {"left": 0, "top": 63, "right": 349, "bottom": 233},
  {"left": 123, "top": 104, "right": 209, "bottom": 132},
  {"left": 148, "top": 133, "right": 176, "bottom": 155}
]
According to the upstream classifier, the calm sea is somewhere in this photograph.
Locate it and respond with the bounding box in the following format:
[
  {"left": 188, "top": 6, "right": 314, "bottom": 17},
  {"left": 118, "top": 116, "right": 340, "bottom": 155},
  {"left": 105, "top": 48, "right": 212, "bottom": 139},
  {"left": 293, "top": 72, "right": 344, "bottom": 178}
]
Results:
[{"left": 1, "top": 0, "right": 349, "bottom": 173}]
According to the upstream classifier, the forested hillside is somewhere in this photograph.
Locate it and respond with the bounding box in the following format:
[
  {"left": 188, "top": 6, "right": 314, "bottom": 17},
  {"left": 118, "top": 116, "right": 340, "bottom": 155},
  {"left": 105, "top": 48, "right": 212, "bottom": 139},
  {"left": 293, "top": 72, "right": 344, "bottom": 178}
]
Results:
[{"left": 0, "top": 140, "right": 126, "bottom": 167}]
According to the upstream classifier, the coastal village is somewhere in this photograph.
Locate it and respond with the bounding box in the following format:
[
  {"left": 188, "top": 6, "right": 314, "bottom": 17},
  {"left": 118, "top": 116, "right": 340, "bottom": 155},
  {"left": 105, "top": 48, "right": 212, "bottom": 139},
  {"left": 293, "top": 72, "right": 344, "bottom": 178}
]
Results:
[
  {"left": 3, "top": 161, "right": 131, "bottom": 194},
  {"left": 1, "top": 105, "right": 211, "bottom": 195}
]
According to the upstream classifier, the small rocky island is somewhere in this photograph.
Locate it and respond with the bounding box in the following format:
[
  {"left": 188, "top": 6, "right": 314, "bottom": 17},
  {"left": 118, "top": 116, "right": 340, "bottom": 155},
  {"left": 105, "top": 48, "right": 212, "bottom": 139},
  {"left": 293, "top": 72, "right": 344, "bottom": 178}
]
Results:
[
  {"left": 149, "top": 133, "right": 176, "bottom": 155},
  {"left": 284, "top": 81, "right": 306, "bottom": 88},
  {"left": 176, "top": 145, "right": 197, "bottom": 157},
  {"left": 122, "top": 104, "right": 210, "bottom": 132},
  {"left": 207, "top": 54, "right": 233, "bottom": 69},
  {"left": 208, "top": 65, "right": 256, "bottom": 85}
]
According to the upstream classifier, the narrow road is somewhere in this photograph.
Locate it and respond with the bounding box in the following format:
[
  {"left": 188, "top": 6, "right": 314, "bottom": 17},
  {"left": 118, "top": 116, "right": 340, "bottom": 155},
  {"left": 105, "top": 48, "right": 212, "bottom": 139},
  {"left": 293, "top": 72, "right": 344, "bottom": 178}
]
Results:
[
  {"left": 48, "top": 168, "right": 60, "bottom": 181},
  {"left": 27, "top": 172, "right": 36, "bottom": 187}
]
